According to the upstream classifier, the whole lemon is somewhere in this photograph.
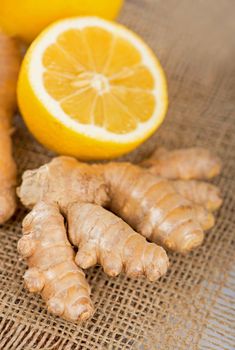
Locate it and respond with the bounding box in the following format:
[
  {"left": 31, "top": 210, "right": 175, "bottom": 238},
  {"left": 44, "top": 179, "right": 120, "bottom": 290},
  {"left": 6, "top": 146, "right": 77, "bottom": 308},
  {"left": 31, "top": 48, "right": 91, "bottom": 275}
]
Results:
[{"left": 0, "top": 0, "right": 123, "bottom": 43}]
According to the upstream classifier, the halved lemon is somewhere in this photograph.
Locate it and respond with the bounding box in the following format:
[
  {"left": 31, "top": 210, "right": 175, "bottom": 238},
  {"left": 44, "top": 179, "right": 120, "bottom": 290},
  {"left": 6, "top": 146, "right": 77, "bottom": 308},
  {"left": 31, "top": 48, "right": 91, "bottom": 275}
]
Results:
[{"left": 17, "top": 17, "right": 168, "bottom": 159}]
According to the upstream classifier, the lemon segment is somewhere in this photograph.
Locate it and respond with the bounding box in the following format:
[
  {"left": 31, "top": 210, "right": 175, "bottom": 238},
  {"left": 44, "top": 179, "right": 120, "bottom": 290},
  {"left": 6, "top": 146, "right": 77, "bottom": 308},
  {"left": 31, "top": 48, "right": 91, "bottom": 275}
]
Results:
[{"left": 17, "top": 17, "right": 168, "bottom": 160}]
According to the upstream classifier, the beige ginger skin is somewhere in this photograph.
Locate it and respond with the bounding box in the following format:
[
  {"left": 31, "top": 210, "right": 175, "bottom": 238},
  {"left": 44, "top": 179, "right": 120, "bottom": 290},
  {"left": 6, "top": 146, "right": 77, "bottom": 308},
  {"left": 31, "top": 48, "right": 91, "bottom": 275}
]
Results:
[
  {"left": 0, "top": 32, "right": 21, "bottom": 224},
  {"left": 172, "top": 180, "right": 222, "bottom": 212},
  {"left": 18, "top": 155, "right": 223, "bottom": 255},
  {"left": 141, "top": 147, "right": 222, "bottom": 180},
  {"left": 18, "top": 149, "right": 222, "bottom": 322},
  {"left": 18, "top": 202, "right": 93, "bottom": 322},
  {"left": 18, "top": 157, "right": 213, "bottom": 255},
  {"left": 103, "top": 162, "right": 204, "bottom": 252},
  {"left": 68, "top": 202, "right": 169, "bottom": 280},
  {"left": 18, "top": 157, "right": 171, "bottom": 322}
]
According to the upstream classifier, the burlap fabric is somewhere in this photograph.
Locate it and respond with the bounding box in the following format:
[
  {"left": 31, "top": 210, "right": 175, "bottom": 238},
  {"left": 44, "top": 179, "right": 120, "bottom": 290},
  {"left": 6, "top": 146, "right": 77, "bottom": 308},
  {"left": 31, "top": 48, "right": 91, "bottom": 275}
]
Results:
[{"left": 0, "top": 0, "right": 234, "bottom": 348}]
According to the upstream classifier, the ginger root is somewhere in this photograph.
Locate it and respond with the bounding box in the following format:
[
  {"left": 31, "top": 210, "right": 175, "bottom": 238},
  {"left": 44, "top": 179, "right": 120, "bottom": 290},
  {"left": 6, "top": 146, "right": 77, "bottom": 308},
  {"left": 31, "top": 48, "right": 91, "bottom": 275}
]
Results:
[
  {"left": 18, "top": 201, "right": 93, "bottom": 322},
  {"left": 18, "top": 156, "right": 214, "bottom": 254},
  {"left": 193, "top": 205, "right": 215, "bottom": 231},
  {"left": 0, "top": 31, "right": 21, "bottom": 224},
  {"left": 103, "top": 162, "right": 204, "bottom": 253},
  {"left": 141, "top": 147, "right": 222, "bottom": 180},
  {"left": 67, "top": 202, "right": 169, "bottom": 281},
  {"left": 17, "top": 149, "right": 222, "bottom": 322},
  {"left": 17, "top": 158, "right": 170, "bottom": 321},
  {"left": 172, "top": 180, "right": 222, "bottom": 212}
]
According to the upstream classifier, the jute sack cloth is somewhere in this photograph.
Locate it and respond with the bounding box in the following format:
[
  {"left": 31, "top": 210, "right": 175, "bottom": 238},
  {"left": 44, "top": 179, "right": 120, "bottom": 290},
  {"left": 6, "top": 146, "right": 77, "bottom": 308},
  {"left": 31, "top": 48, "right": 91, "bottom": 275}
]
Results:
[{"left": 0, "top": 0, "right": 234, "bottom": 348}]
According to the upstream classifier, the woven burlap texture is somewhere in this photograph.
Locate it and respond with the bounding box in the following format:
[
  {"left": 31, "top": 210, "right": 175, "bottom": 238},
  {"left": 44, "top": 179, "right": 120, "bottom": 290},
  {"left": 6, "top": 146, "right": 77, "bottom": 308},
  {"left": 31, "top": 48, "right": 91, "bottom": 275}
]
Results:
[{"left": 0, "top": 0, "right": 234, "bottom": 349}]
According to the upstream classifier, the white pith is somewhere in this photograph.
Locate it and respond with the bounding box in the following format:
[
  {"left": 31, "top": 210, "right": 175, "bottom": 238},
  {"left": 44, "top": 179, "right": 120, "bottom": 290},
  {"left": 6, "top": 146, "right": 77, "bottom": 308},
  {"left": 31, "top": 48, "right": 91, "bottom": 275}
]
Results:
[{"left": 28, "top": 17, "right": 167, "bottom": 143}]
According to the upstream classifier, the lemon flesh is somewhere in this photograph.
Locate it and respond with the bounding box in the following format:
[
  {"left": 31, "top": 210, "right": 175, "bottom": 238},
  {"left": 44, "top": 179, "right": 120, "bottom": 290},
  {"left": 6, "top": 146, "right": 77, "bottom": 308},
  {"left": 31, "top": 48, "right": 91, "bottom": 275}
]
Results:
[{"left": 17, "top": 17, "right": 168, "bottom": 160}]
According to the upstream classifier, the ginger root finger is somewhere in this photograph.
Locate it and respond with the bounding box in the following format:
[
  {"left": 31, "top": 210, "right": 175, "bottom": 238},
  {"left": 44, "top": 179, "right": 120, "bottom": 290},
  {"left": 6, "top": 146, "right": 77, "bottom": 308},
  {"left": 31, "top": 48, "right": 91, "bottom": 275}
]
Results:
[
  {"left": 18, "top": 201, "right": 93, "bottom": 322},
  {"left": 67, "top": 202, "right": 169, "bottom": 281},
  {"left": 172, "top": 180, "right": 222, "bottom": 212},
  {"left": 141, "top": 147, "right": 222, "bottom": 180},
  {"left": 104, "top": 163, "right": 204, "bottom": 254},
  {"left": 193, "top": 205, "right": 215, "bottom": 231},
  {"left": 17, "top": 156, "right": 109, "bottom": 210},
  {"left": 0, "top": 31, "right": 21, "bottom": 224}
]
